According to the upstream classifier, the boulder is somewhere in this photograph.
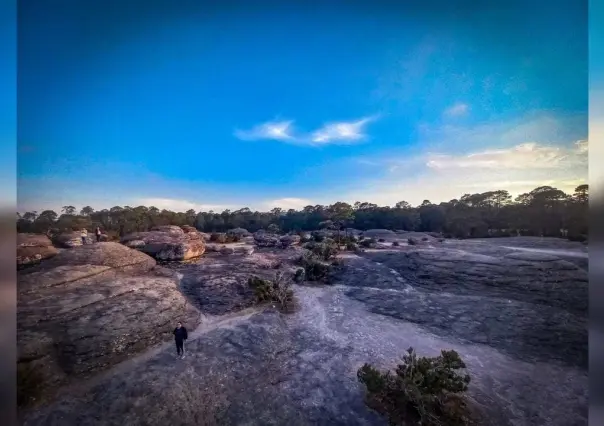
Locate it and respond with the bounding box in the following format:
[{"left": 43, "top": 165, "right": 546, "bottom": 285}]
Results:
[
  {"left": 279, "top": 234, "right": 301, "bottom": 248},
  {"left": 181, "top": 225, "right": 197, "bottom": 233},
  {"left": 227, "top": 227, "right": 251, "bottom": 237},
  {"left": 151, "top": 225, "right": 185, "bottom": 236},
  {"left": 17, "top": 243, "right": 199, "bottom": 406},
  {"left": 205, "top": 243, "right": 221, "bottom": 253},
  {"left": 362, "top": 229, "right": 396, "bottom": 239},
  {"left": 17, "top": 234, "right": 58, "bottom": 267},
  {"left": 220, "top": 246, "right": 235, "bottom": 255},
  {"left": 121, "top": 229, "right": 206, "bottom": 261},
  {"left": 253, "top": 231, "right": 280, "bottom": 248},
  {"left": 52, "top": 231, "right": 93, "bottom": 248}
]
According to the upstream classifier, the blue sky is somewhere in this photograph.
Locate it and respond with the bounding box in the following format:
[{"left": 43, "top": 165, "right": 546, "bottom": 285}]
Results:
[{"left": 16, "top": 0, "right": 588, "bottom": 213}]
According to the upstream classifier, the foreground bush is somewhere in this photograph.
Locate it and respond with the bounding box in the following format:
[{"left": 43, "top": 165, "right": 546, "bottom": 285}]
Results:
[
  {"left": 248, "top": 272, "right": 294, "bottom": 312},
  {"left": 303, "top": 241, "right": 338, "bottom": 261},
  {"left": 296, "top": 251, "right": 333, "bottom": 282},
  {"left": 357, "top": 347, "right": 475, "bottom": 426}
]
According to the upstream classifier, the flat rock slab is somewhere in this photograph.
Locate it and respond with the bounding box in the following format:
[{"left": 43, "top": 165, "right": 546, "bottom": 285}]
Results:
[
  {"left": 20, "top": 237, "right": 588, "bottom": 426},
  {"left": 22, "top": 284, "right": 587, "bottom": 426},
  {"left": 164, "top": 249, "right": 302, "bottom": 315}
]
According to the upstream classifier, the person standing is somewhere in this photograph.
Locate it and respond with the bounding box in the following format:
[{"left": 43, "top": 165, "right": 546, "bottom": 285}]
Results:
[
  {"left": 95, "top": 227, "right": 102, "bottom": 243},
  {"left": 173, "top": 321, "right": 188, "bottom": 359},
  {"left": 80, "top": 228, "right": 88, "bottom": 245}
]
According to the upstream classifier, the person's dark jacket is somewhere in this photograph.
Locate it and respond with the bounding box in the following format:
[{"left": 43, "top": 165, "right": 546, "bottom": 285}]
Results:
[{"left": 173, "top": 326, "right": 188, "bottom": 342}]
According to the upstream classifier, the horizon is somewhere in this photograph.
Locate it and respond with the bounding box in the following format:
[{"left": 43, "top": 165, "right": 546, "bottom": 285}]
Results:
[
  {"left": 16, "top": 0, "right": 588, "bottom": 214},
  {"left": 17, "top": 182, "right": 587, "bottom": 215}
]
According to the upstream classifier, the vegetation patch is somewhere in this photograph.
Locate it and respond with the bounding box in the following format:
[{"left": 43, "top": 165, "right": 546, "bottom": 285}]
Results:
[
  {"left": 357, "top": 348, "right": 476, "bottom": 426},
  {"left": 303, "top": 240, "right": 338, "bottom": 261},
  {"left": 17, "top": 361, "right": 46, "bottom": 407},
  {"left": 248, "top": 272, "right": 295, "bottom": 312},
  {"left": 359, "top": 238, "right": 377, "bottom": 248},
  {"left": 210, "top": 232, "right": 241, "bottom": 243},
  {"left": 296, "top": 251, "right": 334, "bottom": 282}
]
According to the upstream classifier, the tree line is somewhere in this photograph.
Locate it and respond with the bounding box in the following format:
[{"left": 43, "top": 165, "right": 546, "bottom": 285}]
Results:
[{"left": 16, "top": 185, "right": 588, "bottom": 241}]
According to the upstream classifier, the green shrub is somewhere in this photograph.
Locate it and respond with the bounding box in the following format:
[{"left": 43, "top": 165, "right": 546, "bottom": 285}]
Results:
[
  {"left": 226, "top": 233, "right": 241, "bottom": 243},
  {"left": 312, "top": 232, "right": 325, "bottom": 242},
  {"left": 392, "top": 241, "right": 400, "bottom": 247},
  {"left": 293, "top": 268, "right": 306, "bottom": 282},
  {"left": 378, "top": 238, "right": 385, "bottom": 242},
  {"left": 17, "top": 362, "right": 45, "bottom": 407},
  {"left": 422, "top": 237, "right": 429, "bottom": 241},
  {"left": 297, "top": 251, "right": 332, "bottom": 282},
  {"left": 357, "top": 348, "right": 474, "bottom": 426},
  {"left": 210, "top": 232, "right": 227, "bottom": 243},
  {"left": 407, "top": 238, "right": 417, "bottom": 245},
  {"left": 346, "top": 241, "right": 358, "bottom": 251},
  {"left": 359, "top": 238, "right": 376, "bottom": 248},
  {"left": 248, "top": 272, "right": 294, "bottom": 312},
  {"left": 303, "top": 241, "right": 338, "bottom": 261},
  {"left": 568, "top": 234, "right": 587, "bottom": 242}
]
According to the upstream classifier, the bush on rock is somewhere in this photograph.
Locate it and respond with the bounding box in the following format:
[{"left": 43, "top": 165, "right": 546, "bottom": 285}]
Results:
[
  {"left": 296, "top": 251, "right": 333, "bottom": 282},
  {"left": 357, "top": 347, "right": 475, "bottom": 426},
  {"left": 248, "top": 272, "right": 294, "bottom": 312}
]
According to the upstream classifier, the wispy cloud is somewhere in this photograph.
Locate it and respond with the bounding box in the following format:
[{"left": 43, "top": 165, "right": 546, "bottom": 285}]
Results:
[
  {"left": 426, "top": 141, "right": 586, "bottom": 170},
  {"left": 310, "top": 116, "right": 376, "bottom": 145},
  {"left": 264, "top": 197, "right": 312, "bottom": 210},
  {"left": 332, "top": 113, "right": 588, "bottom": 206},
  {"left": 443, "top": 102, "right": 469, "bottom": 117},
  {"left": 136, "top": 198, "right": 233, "bottom": 212},
  {"left": 234, "top": 116, "right": 377, "bottom": 146},
  {"left": 233, "top": 120, "right": 295, "bottom": 141}
]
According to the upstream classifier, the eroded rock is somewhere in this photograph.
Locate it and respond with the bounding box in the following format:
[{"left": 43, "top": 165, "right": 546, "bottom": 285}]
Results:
[
  {"left": 17, "top": 234, "right": 58, "bottom": 268},
  {"left": 17, "top": 242, "right": 200, "bottom": 407},
  {"left": 121, "top": 228, "right": 206, "bottom": 261}
]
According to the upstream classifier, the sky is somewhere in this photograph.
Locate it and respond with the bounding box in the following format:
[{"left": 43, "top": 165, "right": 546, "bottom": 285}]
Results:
[{"left": 16, "top": 0, "right": 589, "bottom": 213}]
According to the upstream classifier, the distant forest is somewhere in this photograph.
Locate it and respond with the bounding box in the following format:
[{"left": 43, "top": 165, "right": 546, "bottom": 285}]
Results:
[{"left": 17, "top": 185, "right": 588, "bottom": 241}]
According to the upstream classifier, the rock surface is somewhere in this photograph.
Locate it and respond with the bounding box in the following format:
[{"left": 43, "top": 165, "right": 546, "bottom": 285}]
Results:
[
  {"left": 17, "top": 234, "right": 58, "bottom": 267},
  {"left": 20, "top": 237, "right": 588, "bottom": 426},
  {"left": 17, "top": 243, "right": 200, "bottom": 407},
  {"left": 180, "top": 225, "right": 197, "bottom": 233},
  {"left": 361, "top": 229, "right": 396, "bottom": 239},
  {"left": 227, "top": 227, "right": 251, "bottom": 237},
  {"left": 51, "top": 231, "right": 93, "bottom": 248},
  {"left": 121, "top": 228, "right": 206, "bottom": 261}
]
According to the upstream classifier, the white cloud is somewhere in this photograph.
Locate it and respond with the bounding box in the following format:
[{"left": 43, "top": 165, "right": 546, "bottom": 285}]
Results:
[
  {"left": 234, "top": 116, "right": 377, "bottom": 146},
  {"left": 310, "top": 117, "right": 375, "bottom": 145},
  {"left": 264, "top": 197, "right": 312, "bottom": 210},
  {"left": 136, "top": 198, "right": 233, "bottom": 213},
  {"left": 425, "top": 142, "right": 585, "bottom": 170},
  {"left": 443, "top": 103, "right": 469, "bottom": 117},
  {"left": 233, "top": 120, "right": 295, "bottom": 141},
  {"left": 334, "top": 114, "right": 587, "bottom": 206}
]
